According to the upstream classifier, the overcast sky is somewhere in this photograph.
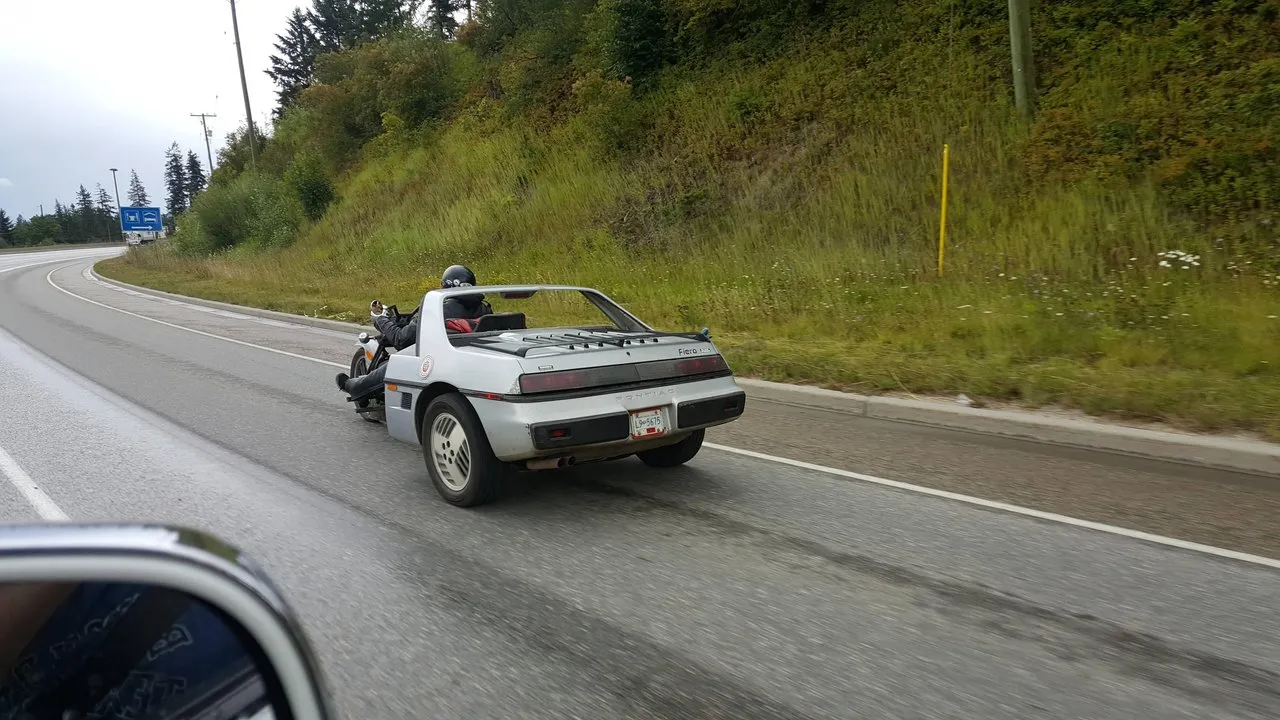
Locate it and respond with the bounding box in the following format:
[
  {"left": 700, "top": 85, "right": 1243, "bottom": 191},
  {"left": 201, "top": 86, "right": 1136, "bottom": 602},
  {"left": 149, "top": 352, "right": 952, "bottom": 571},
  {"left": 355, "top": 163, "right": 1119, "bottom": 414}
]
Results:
[{"left": 0, "top": 0, "right": 300, "bottom": 219}]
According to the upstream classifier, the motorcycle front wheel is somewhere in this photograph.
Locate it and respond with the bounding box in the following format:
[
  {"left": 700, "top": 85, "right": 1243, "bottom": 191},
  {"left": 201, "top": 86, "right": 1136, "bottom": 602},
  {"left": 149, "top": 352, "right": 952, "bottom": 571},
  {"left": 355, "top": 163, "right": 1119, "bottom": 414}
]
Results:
[{"left": 349, "top": 349, "right": 384, "bottom": 423}]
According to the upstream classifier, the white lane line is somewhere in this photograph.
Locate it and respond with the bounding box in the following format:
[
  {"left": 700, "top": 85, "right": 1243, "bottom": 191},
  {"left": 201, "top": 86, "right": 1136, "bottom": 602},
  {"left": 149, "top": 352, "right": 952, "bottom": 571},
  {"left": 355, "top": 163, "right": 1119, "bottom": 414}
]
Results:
[
  {"left": 46, "top": 265, "right": 345, "bottom": 369},
  {"left": 46, "top": 261, "right": 1280, "bottom": 569},
  {"left": 705, "top": 442, "right": 1280, "bottom": 570},
  {"left": 0, "top": 251, "right": 110, "bottom": 276},
  {"left": 0, "top": 444, "right": 70, "bottom": 521}
]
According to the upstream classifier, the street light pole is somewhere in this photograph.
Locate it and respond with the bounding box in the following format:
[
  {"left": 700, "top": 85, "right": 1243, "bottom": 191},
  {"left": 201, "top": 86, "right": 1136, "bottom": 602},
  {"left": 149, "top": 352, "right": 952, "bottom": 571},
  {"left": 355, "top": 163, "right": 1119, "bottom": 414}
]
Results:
[
  {"left": 228, "top": 0, "right": 258, "bottom": 167},
  {"left": 108, "top": 168, "right": 123, "bottom": 241}
]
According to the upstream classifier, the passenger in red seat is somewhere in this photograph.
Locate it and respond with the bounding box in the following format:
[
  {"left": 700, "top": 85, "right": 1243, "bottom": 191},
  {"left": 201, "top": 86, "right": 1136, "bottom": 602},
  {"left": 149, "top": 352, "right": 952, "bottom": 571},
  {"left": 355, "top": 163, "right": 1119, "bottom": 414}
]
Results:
[{"left": 335, "top": 266, "right": 492, "bottom": 400}]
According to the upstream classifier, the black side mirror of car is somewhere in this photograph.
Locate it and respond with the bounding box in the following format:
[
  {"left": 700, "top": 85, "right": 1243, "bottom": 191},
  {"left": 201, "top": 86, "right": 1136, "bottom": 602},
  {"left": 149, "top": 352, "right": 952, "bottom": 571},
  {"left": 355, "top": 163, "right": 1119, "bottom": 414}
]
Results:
[{"left": 0, "top": 524, "right": 333, "bottom": 720}]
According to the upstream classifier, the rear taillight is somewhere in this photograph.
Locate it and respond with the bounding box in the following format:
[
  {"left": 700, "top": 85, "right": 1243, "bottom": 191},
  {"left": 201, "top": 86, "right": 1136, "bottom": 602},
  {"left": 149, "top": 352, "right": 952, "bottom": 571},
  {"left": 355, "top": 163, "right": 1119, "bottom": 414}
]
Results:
[
  {"left": 519, "top": 370, "right": 592, "bottom": 394},
  {"left": 673, "top": 355, "right": 728, "bottom": 375}
]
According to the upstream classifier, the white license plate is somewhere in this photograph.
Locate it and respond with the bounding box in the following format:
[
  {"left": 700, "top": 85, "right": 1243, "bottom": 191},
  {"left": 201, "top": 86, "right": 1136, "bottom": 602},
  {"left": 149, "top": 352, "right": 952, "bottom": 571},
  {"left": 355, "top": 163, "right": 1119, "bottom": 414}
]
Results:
[{"left": 629, "top": 408, "right": 668, "bottom": 439}]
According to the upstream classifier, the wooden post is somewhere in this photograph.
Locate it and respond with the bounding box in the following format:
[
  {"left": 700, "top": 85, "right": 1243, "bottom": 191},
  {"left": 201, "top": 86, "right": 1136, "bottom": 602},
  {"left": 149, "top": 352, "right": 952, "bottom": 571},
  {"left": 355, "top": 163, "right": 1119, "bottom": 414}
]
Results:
[{"left": 938, "top": 144, "right": 951, "bottom": 277}]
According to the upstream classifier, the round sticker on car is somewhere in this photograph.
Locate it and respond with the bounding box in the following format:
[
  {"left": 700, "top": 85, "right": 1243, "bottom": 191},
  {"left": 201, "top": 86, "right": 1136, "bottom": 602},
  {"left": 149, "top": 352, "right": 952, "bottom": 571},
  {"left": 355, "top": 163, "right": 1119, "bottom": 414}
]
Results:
[{"left": 419, "top": 356, "right": 434, "bottom": 378}]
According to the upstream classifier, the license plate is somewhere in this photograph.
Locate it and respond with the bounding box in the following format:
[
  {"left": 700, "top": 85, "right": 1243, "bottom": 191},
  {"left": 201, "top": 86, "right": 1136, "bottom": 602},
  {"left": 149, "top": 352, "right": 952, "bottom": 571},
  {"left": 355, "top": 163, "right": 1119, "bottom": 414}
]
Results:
[{"left": 629, "top": 408, "right": 668, "bottom": 439}]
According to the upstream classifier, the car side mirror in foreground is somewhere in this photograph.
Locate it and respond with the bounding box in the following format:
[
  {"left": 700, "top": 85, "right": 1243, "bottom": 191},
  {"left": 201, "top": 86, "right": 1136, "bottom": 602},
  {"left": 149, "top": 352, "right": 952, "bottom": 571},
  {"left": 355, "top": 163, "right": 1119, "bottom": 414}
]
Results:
[{"left": 0, "top": 524, "right": 333, "bottom": 720}]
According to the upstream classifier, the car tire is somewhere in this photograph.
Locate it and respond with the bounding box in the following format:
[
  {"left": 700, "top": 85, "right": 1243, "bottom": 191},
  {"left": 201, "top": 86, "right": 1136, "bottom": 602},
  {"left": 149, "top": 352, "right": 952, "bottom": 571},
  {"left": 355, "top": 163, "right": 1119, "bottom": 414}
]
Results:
[
  {"left": 636, "top": 429, "right": 705, "bottom": 468},
  {"left": 421, "top": 393, "right": 504, "bottom": 507}
]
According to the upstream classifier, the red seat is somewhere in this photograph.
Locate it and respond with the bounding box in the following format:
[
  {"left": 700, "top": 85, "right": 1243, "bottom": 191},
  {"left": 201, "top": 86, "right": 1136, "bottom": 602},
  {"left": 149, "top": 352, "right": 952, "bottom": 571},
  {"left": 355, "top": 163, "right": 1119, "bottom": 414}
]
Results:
[{"left": 445, "top": 318, "right": 476, "bottom": 334}]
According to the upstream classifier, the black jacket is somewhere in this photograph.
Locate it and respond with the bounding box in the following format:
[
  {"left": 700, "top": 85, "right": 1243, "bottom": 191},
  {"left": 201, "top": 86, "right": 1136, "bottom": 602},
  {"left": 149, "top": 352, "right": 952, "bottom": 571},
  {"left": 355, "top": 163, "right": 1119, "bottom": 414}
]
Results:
[{"left": 373, "top": 294, "right": 493, "bottom": 350}]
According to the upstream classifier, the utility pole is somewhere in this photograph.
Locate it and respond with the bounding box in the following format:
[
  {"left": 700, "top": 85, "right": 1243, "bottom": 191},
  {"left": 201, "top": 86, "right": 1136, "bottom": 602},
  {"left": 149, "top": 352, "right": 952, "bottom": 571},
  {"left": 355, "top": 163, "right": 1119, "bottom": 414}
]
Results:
[
  {"left": 228, "top": 0, "right": 258, "bottom": 167},
  {"left": 1008, "top": 0, "right": 1036, "bottom": 120},
  {"left": 109, "top": 168, "right": 122, "bottom": 240},
  {"left": 191, "top": 113, "right": 218, "bottom": 171}
]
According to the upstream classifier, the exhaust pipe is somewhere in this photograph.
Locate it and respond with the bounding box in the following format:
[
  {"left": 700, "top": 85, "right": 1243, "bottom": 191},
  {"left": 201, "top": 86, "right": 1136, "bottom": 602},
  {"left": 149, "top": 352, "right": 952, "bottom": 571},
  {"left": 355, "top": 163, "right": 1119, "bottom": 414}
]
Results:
[{"left": 526, "top": 456, "right": 570, "bottom": 471}]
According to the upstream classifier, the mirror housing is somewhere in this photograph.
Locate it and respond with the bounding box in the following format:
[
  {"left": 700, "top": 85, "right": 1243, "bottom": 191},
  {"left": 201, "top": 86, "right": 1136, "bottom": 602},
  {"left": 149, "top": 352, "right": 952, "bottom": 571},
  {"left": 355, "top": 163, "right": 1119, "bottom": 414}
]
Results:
[{"left": 0, "top": 524, "right": 333, "bottom": 720}]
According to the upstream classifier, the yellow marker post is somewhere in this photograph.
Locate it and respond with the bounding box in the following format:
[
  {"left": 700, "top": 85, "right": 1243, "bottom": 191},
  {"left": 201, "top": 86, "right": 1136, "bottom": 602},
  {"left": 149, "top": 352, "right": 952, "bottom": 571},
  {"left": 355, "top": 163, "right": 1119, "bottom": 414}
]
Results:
[{"left": 938, "top": 143, "right": 951, "bottom": 276}]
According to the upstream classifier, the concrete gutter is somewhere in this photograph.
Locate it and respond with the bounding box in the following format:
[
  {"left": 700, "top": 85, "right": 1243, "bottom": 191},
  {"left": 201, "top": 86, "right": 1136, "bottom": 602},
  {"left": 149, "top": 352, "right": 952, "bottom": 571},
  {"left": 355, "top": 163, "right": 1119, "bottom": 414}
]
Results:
[
  {"left": 92, "top": 267, "right": 1280, "bottom": 477},
  {"left": 736, "top": 378, "right": 1280, "bottom": 477}
]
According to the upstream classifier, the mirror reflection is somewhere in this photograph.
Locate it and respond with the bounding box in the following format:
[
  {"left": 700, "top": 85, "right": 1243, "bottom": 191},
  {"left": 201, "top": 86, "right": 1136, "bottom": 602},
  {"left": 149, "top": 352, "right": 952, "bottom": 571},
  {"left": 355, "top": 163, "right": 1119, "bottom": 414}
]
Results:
[{"left": 0, "top": 582, "right": 279, "bottom": 720}]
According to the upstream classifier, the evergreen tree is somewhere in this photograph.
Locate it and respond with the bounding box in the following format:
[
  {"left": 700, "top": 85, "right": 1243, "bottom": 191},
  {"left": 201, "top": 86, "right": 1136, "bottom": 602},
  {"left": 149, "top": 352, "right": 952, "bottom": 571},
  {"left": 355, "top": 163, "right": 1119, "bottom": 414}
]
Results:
[
  {"left": 127, "top": 169, "right": 150, "bottom": 206},
  {"left": 361, "top": 0, "right": 413, "bottom": 34},
  {"left": 268, "top": 2, "right": 413, "bottom": 114},
  {"left": 96, "top": 184, "right": 116, "bottom": 215},
  {"left": 267, "top": 8, "right": 320, "bottom": 112},
  {"left": 427, "top": 0, "right": 457, "bottom": 39},
  {"left": 164, "top": 142, "right": 189, "bottom": 221},
  {"left": 0, "top": 209, "right": 13, "bottom": 247},
  {"left": 310, "top": 0, "right": 363, "bottom": 51},
  {"left": 185, "top": 150, "right": 207, "bottom": 201},
  {"left": 53, "top": 200, "right": 72, "bottom": 243},
  {"left": 75, "top": 184, "right": 95, "bottom": 244},
  {"left": 95, "top": 184, "right": 118, "bottom": 241}
]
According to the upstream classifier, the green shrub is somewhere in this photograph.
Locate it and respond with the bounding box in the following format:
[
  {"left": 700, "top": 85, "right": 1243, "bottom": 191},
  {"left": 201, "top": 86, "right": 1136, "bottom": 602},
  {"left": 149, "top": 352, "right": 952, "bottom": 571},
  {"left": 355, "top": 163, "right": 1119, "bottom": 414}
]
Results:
[
  {"left": 283, "top": 30, "right": 473, "bottom": 171},
  {"left": 175, "top": 172, "right": 302, "bottom": 255},
  {"left": 589, "top": 0, "right": 669, "bottom": 83},
  {"left": 285, "top": 153, "right": 336, "bottom": 221}
]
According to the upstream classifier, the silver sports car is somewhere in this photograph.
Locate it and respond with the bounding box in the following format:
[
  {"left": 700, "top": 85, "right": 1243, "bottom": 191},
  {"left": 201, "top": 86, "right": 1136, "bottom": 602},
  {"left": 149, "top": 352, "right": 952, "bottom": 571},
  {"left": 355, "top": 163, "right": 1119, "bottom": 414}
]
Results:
[{"left": 379, "top": 285, "right": 746, "bottom": 506}]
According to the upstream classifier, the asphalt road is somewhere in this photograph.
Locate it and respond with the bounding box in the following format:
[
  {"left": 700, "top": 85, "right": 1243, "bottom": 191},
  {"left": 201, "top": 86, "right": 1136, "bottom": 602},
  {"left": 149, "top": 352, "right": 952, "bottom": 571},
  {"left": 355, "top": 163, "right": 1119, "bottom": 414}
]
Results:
[{"left": 1, "top": 247, "right": 1277, "bottom": 719}]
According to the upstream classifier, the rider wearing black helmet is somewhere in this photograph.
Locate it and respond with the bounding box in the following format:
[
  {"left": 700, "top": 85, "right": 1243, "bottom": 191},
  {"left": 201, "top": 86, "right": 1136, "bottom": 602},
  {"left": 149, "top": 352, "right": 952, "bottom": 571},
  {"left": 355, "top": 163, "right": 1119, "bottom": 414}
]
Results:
[
  {"left": 439, "top": 264, "right": 494, "bottom": 321},
  {"left": 334, "top": 265, "right": 493, "bottom": 401}
]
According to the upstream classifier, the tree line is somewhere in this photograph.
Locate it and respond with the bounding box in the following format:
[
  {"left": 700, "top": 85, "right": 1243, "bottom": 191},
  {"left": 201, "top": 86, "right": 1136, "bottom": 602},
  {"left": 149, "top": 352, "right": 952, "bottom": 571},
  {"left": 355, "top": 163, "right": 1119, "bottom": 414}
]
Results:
[
  {"left": 0, "top": 144, "right": 209, "bottom": 249},
  {"left": 0, "top": 177, "right": 132, "bottom": 249}
]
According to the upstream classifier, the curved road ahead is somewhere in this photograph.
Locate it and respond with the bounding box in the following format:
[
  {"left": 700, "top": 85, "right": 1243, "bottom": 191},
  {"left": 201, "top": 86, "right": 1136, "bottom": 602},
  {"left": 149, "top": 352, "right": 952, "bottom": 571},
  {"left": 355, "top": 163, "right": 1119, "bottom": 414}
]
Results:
[{"left": 1, "top": 247, "right": 1278, "bottom": 719}]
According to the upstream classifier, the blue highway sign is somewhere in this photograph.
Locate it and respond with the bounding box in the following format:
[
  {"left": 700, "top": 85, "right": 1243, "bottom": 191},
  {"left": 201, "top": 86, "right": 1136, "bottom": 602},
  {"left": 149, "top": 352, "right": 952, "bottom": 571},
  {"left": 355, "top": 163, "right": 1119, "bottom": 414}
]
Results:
[{"left": 121, "top": 206, "right": 163, "bottom": 232}]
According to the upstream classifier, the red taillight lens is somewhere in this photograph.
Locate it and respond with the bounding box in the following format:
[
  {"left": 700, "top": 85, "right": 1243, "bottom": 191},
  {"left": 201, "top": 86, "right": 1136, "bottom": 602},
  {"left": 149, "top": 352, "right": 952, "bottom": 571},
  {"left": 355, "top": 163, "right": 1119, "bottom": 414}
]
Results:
[
  {"left": 519, "top": 370, "right": 591, "bottom": 394},
  {"left": 674, "top": 355, "right": 728, "bottom": 375}
]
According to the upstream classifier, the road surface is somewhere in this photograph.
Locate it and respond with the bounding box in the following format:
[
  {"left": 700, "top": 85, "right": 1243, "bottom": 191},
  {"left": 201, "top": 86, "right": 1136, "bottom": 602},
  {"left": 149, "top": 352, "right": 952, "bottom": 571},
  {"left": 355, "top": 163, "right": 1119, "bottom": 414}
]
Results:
[{"left": 0, "top": 247, "right": 1277, "bottom": 719}]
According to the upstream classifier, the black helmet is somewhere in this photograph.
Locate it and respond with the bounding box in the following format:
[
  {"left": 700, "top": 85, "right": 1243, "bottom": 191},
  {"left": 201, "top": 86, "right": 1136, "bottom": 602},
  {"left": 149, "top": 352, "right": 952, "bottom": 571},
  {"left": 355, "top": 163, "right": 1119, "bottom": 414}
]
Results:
[{"left": 441, "top": 265, "right": 477, "bottom": 289}]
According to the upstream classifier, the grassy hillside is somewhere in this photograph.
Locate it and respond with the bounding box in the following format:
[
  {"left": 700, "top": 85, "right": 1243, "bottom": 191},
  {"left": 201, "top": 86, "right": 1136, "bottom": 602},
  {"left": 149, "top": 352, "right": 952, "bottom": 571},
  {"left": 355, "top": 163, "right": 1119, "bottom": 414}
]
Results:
[{"left": 101, "top": 0, "right": 1280, "bottom": 438}]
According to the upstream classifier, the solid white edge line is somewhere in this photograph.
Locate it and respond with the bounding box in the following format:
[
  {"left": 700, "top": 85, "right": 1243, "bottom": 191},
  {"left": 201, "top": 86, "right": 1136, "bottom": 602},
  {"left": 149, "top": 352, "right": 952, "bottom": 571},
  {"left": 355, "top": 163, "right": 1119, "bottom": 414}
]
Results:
[
  {"left": 46, "top": 265, "right": 346, "bottom": 369},
  {"left": 41, "top": 259, "right": 1280, "bottom": 570},
  {"left": 704, "top": 442, "right": 1280, "bottom": 570},
  {"left": 0, "top": 444, "right": 70, "bottom": 521},
  {"left": 0, "top": 250, "right": 112, "bottom": 276}
]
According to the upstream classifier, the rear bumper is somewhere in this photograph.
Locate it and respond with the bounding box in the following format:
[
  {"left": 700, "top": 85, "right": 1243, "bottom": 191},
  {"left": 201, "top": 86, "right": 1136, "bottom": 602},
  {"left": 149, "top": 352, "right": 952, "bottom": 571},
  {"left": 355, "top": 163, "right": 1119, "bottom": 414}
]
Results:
[{"left": 470, "top": 376, "right": 746, "bottom": 462}]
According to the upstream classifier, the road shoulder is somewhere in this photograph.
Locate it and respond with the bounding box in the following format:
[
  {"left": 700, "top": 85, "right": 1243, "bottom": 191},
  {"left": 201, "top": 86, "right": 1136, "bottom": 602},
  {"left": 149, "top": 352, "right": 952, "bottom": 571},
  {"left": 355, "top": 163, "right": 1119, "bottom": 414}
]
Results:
[{"left": 91, "top": 265, "right": 1280, "bottom": 478}]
